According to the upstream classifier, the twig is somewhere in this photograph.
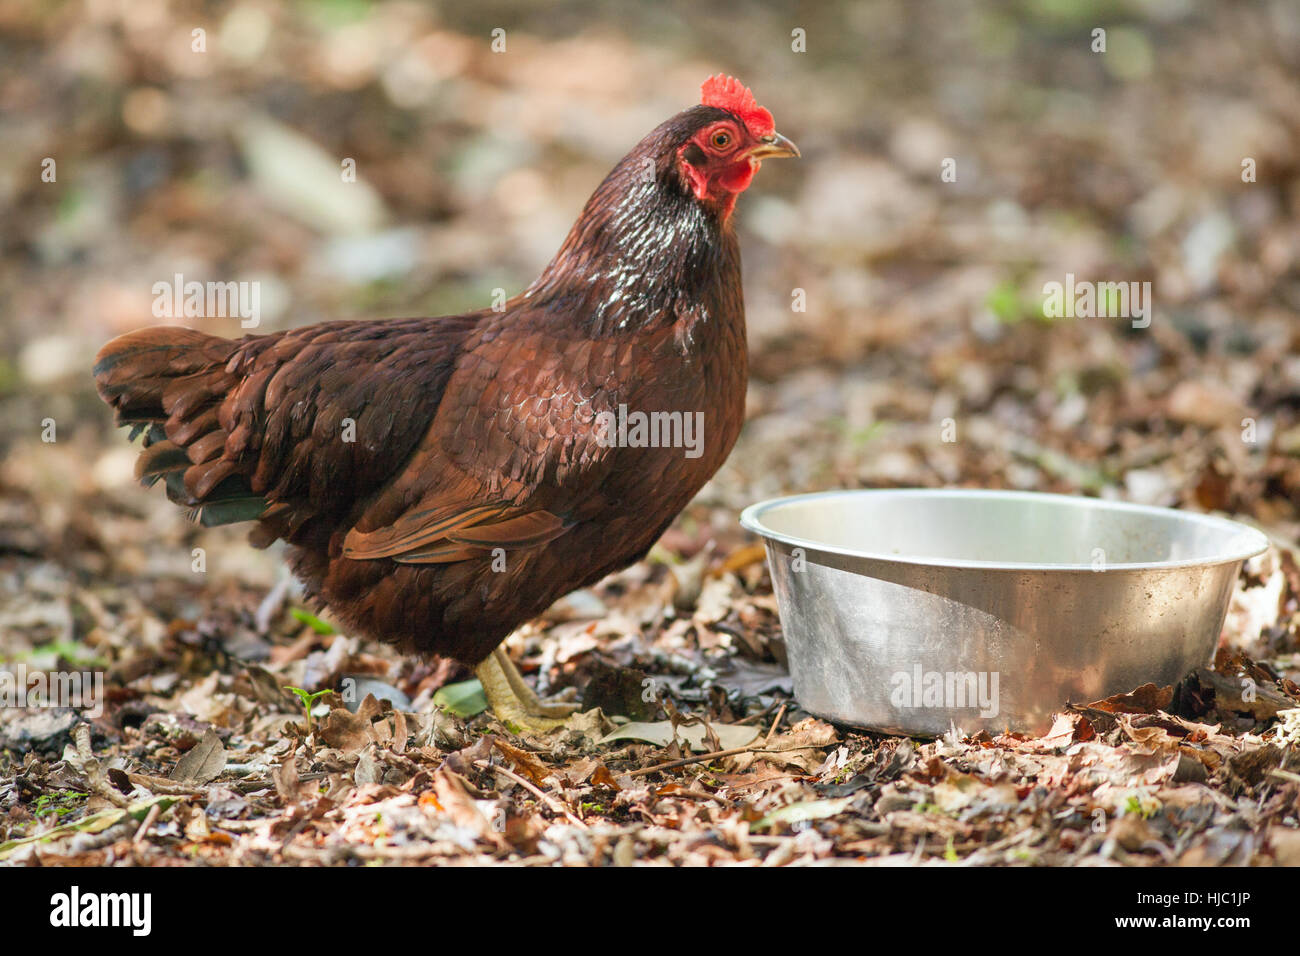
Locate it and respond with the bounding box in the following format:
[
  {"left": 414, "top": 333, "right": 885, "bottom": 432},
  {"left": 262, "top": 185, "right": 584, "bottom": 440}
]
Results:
[
  {"left": 733, "top": 704, "right": 778, "bottom": 726},
  {"left": 133, "top": 801, "right": 161, "bottom": 846},
  {"left": 72, "top": 723, "right": 129, "bottom": 808},
  {"left": 764, "top": 702, "right": 788, "bottom": 745},
  {"left": 629, "top": 703, "right": 791, "bottom": 778},
  {"left": 126, "top": 772, "right": 205, "bottom": 796},
  {"left": 655, "top": 786, "right": 721, "bottom": 802},
  {"left": 475, "top": 759, "right": 588, "bottom": 829},
  {"left": 722, "top": 772, "right": 801, "bottom": 791},
  {"left": 630, "top": 744, "right": 772, "bottom": 777},
  {"left": 232, "top": 771, "right": 328, "bottom": 793}
]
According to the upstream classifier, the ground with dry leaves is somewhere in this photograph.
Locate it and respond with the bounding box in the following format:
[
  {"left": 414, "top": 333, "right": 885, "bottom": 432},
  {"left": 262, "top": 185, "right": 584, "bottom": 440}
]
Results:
[{"left": 3, "top": 1, "right": 1300, "bottom": 865}]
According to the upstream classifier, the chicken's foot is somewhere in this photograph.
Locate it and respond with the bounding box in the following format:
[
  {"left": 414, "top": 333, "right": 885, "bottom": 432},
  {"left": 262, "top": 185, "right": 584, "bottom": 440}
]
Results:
[{"left": 475, "top": 646, "right": 579, "bottom": 736}]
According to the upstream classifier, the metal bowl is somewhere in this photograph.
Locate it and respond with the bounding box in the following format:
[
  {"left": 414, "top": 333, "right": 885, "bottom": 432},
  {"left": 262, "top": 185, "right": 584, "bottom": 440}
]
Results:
[{"left": 740, "top": 489, "right": 1268, "bottom": 736}]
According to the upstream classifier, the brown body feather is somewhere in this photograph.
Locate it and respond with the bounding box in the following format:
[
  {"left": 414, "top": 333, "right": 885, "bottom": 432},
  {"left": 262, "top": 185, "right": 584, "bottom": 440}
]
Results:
[{"left": 94, "top": 105, "right": 753, "bottom": 666}]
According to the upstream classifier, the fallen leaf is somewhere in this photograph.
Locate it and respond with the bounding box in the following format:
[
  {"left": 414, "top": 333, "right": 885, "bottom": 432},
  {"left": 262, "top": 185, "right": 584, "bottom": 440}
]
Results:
[
  {"left": 492, "top": 739, "right": 552, "bottom": 786},
  {"left": 433, "top": 679, "right": 488, "bottom": 718},
  {"left": 600, "top": 720, "right": 759, "bottom": 753},
  {"left": 170, "top": 727, "right": 226, "bottom": 785},
  {"left": 1087, "top": 683, "right": 1173, "bottom": 715},
  {"left": 0, "top": 796, "right": 175, "bottom": 861},
  {"left": 731, "top": 716, "right": 839, "bottom": 773},
  {"left": 590, "top": 763, "right": 622, "bottom": 790},
  {"left": 752, "top": 797, "right": 853, "bottom": 831},
  {"left": 1041, "top": 712, "right": 1094, "bottom": 748},
  {"left": 431, "top": 770, "right": 507, "bottom": 849}
]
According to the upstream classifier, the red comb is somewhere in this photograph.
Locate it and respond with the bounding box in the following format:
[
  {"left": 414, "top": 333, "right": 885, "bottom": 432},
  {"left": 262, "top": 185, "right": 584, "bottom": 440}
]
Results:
[{"left": 700, "top": 74, "right": 774, "bottom": 138}]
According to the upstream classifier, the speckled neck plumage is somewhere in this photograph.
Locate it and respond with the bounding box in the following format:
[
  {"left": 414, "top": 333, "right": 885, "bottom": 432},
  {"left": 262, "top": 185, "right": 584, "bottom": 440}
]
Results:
[{"left": 525, "top": 108, "right": 742, "bottom": 339}]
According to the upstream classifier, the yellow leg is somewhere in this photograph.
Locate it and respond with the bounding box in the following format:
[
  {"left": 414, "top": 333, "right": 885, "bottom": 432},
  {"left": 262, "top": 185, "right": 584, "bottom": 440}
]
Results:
[
  {"left": 493, "top": 647, "right": 579, "bottom": 717},
  {"left": 475, "top": 647, "right": 578, "bottom": 736}
]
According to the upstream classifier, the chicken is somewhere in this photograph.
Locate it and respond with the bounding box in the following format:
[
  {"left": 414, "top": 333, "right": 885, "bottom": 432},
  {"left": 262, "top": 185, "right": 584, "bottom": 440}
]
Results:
[{"left": 93, "top": 75, "right": 798, "bottom": 733}]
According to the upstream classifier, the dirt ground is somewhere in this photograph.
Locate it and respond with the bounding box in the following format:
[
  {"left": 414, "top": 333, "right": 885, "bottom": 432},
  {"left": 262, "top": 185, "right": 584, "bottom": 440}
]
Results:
[{"left": 2, "top": 0, "right": 1300, "bottom": 866}]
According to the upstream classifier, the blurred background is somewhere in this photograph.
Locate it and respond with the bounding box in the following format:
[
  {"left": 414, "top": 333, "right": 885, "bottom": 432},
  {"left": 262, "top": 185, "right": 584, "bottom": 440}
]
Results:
[{"left": 2, "top": 0, "right": 1299, "bottom": 655}]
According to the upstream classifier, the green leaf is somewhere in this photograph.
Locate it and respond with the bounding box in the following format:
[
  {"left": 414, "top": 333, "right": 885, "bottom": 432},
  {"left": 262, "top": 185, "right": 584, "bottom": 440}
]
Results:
[
  {"left": 0, "top": 796, "right": 176, "bottom": 860},
  {"left": 15, "top": 641, "right": 107, "bottom": 668},
  {"left": 126, "top": 796, "right": 177, "bottom": 822},
  {"left": 944, "top": 835, "right": 959, "bottom": 862},
  {"left": 290, "top": 608, "right": 335, "bottom": 635},
  {"left": 433, "top": 679, "right": 488, "bottom": 718},
  {"left": 986, "top": 278, "right": 1026, "bottom": 324},
  {"left": 283, "top": 686, "right": 330, "bottom": 709}
]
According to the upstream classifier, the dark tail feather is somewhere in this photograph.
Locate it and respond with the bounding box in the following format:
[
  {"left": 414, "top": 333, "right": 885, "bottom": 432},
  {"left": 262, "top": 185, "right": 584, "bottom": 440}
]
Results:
[
  {"left": 135, "top": 440, "right": 191, "bottom": 486},
  {"left": 94, "top": 327, "right": 232, "bottom": 421},
  {"left": 93, "top": 326, "right": 267, "bottom": 528}
]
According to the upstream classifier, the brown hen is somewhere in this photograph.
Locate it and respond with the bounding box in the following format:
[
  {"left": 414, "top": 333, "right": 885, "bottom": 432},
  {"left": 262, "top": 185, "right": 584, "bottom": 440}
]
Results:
[{"left": 93, "top": 76, "right": 798, "bottom": 731}]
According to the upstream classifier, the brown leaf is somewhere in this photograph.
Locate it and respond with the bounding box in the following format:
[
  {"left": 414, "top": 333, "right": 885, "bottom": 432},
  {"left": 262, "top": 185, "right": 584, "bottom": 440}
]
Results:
[
  {"left": 1192, "top": 461, "right": 1233, "bottom": 512},
  {"left": 1195, "top": 667, "right": 1298, "bottom": 720},
  {"left": 1228, "top": 744, "right": 1283, "bottom": 786},
  {"left": 589, "top": 763, "right": 621, "bottom": 791},
  {"left": 1118, "top": 717, "right": 1180, "bottom": 756},
  {"left": 274, "top": 754, "right": 304, "bottom": 803},
  {"left": 431, "top": 770, "right": 506, "bottom": 849},
  {"left": 318, "top": 694, "right": 385, "bottom": 753},
  {"left": 391, "top": 710, "right": 408, "bottom": 755},
  {"left": 234, "top": 666, "right": 296, "bottom": 707},
  {"left": 441, "top": 734, "right": 495, "bottom": 777},
  {"left": 492, "top": 739, "right": 551, "bottom": 787},
  {"left": 1087, "top": 683, "right": 1172, "bottom": 715},
  {"left": 1041, "top": 712, "right": 1094, "bottom": 748},
  {"left": 319, "top": 708, "right": 371, "bottom": 753},
  {"left": 1110, "top": 812, "right": 1157, "bottom": 852},
  {"left": 733, "top": 716, "right": 838, "bottom": 773},
  {"left": 171, "top": 727, "right": 226, "bottom": 785},
  {"left": 710, "top": 542, "right": 768, "bottom": 578}
]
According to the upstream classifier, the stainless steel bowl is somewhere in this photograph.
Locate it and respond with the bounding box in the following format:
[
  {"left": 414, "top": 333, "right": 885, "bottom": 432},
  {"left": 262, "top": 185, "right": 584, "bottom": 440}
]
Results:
[{"left": 740, "top": 489, "right": 1269, "bottom": 736}]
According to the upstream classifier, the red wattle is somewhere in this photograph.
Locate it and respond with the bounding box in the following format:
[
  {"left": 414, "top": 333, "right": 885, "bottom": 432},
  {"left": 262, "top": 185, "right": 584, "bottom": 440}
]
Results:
[{"left": 717, "top": 160, "right": 757, "bottom": 195}]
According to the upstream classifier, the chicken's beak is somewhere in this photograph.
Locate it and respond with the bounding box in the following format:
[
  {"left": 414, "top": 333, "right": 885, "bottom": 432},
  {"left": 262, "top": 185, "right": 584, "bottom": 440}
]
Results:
[{"left": 748, "top": 132, "right": 800, "bottom": 160}]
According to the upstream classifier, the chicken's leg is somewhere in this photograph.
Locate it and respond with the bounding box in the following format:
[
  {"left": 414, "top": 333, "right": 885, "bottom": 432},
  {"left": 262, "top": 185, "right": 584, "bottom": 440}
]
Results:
[{"left": 474, "top": 646, "right": 579, "bottom": 735}]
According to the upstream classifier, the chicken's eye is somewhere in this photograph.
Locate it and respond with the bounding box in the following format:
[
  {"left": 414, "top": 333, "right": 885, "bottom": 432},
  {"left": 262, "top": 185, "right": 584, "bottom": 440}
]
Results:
[{"left": 710, "top": 129, "right": 733, "bottom": 150}]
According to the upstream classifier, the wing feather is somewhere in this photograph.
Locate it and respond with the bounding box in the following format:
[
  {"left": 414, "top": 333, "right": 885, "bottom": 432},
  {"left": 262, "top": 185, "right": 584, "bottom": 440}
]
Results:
[{"left": 338, "top": 322, "right": 625, "bottom": 566}]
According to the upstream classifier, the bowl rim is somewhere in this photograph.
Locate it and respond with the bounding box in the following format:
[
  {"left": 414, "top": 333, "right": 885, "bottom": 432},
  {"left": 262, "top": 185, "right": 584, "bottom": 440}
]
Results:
[{"left": 739, "top": 488, "right": 1271, "bottom": 572}]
